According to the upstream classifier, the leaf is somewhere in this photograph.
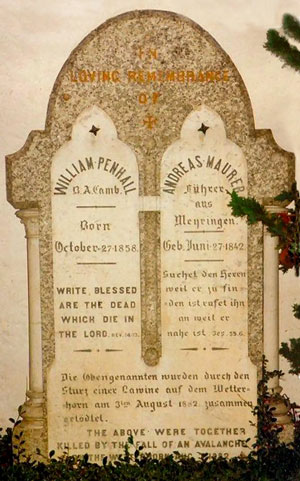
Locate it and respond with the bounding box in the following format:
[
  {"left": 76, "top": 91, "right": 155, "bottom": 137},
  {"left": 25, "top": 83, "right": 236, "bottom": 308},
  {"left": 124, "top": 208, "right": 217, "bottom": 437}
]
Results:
[
  {"left": 264, "top": 28, "right": 300, "bottom": 72},
  {"left": 283, "top": 14, "right": 300, "bottom": 42},
  {"left": 103, "top": 455, "right": 108, "bottom": 466},
  {"left": 228, "top": 191, "right": 268, "bottom": 224},
  {"left": 293, "top": 303, "right": 300, "bottom": 319},
  {"left": 274, "top": 189, "right": 295, "bottom": 202},
  {"left": 49, "top": 450, "right": 55, "bottom": 458},
  {"left": 279, "top": 338, "right": 300, "bottom": 374}
]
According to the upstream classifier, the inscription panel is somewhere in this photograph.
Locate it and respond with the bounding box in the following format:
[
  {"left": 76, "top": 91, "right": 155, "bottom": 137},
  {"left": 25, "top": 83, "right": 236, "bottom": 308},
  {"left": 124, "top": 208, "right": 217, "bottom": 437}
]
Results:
[
  {"left": 48, "top": 107, "right": 142, "bottom": 457},
  {"left": 51, "top": 108, "right": 140, "bottom": 353},
  {"left": 160, "top": 107, "right": 256, "bottom": 451}
]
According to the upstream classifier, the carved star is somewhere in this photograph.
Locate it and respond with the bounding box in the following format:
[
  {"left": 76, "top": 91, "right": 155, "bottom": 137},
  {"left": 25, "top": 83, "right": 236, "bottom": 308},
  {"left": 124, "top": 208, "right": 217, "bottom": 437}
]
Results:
[
  {"left": 89, "top": 125, "right": 100, "bottom": 136},
  {"left": 198, "top": 123, "right": 209, "bottom": 135}
]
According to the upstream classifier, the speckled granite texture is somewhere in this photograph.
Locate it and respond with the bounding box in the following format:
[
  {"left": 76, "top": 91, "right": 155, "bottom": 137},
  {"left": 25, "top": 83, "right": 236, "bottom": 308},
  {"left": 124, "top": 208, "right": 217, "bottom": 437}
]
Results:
[{"left": 6, "top": 10, "right": 295, "bottom": 456}]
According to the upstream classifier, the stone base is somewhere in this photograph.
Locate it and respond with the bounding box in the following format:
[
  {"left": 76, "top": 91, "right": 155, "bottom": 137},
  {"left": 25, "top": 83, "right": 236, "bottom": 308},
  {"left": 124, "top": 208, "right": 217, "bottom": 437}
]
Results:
[
  {"left": 13, "top": 391, "right": 47, "bottom": 462},
  {"left": 13, "top": 420, "right": 47, "bottom": 462}
]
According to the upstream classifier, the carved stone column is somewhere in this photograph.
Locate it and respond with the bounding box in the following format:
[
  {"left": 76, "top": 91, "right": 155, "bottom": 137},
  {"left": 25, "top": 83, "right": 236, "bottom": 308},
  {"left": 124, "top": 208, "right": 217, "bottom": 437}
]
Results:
[
  {"left": 15, "top": 208, "right": 45, "bottom": 459},
  {"left": 263, "top": 206, "right": 291, "bottom": 427}
]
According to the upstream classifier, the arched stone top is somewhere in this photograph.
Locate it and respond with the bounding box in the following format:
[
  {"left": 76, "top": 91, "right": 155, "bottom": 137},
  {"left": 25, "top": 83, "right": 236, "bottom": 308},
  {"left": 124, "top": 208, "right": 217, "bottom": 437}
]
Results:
[
  {"left": 6, "top": 9, "right": 294, "bottom": 208},
  {"left": 46, "top": 10, "right": 255, "bottom": 133}
]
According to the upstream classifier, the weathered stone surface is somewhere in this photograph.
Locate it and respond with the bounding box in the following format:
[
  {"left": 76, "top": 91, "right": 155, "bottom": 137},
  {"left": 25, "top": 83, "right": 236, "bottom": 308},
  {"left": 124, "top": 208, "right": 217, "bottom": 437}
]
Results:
[{"left": 6, "top": 10, "right": 295, "bottom": 461}]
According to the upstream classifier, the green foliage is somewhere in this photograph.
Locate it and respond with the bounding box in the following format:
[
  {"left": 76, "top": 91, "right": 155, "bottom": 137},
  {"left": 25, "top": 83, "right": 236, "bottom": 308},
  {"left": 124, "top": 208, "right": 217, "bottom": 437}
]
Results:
[
  {"left": 0, "top": 425, "right": 13, "bottom": 470},
  {"left": 264, "top": 13, "right": 300, "bottom": 72},
  {"left": 293, "top": 303, "right": 300, "bottom": 319},
  {"left": 253, "top": 357, "right": 284, "bottom": 451},
  {"left": 283, "top": 13, "right": 300, "bottom": 42},
  {"left": 228, "top": 184, "right": 300, "bottom": 275},
  {"left": 228, "top": 191, "right": 285, "bottom": 237},
  {"left": 264, "top": 29, "right": 300, "bottom": 72},
  {"left": 228, "top": 191, "right": 268, "bottom": 225},
  {"left": 229, "top": 186, "right": 300, "bottom": 375},
  {"left": 1, "top": 437, "right": 300, "bottom": 481},
  {"left": 279, "top": 303, "right": 300, "bottom": 374},
  {"left": 274, "top": 185, "right": 296, "bottom": 203},
  {"left": 280, "top": 339, "right": 300, "bottom": 375},
  {"left": 278, "top": 303, "right": 300, "bottom": 374}
]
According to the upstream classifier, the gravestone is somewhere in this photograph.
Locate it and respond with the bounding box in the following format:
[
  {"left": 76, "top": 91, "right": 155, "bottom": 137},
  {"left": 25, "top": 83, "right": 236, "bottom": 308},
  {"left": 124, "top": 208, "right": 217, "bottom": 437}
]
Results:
[{"left": 6, "top": 10, "right": 294, "bottom": 461}]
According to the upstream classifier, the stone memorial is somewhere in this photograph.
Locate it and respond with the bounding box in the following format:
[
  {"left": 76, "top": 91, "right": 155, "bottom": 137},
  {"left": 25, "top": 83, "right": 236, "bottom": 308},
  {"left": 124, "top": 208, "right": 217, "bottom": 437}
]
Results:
[{"left": 6, "top": 10, "right": 295, "bottom": 461}]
